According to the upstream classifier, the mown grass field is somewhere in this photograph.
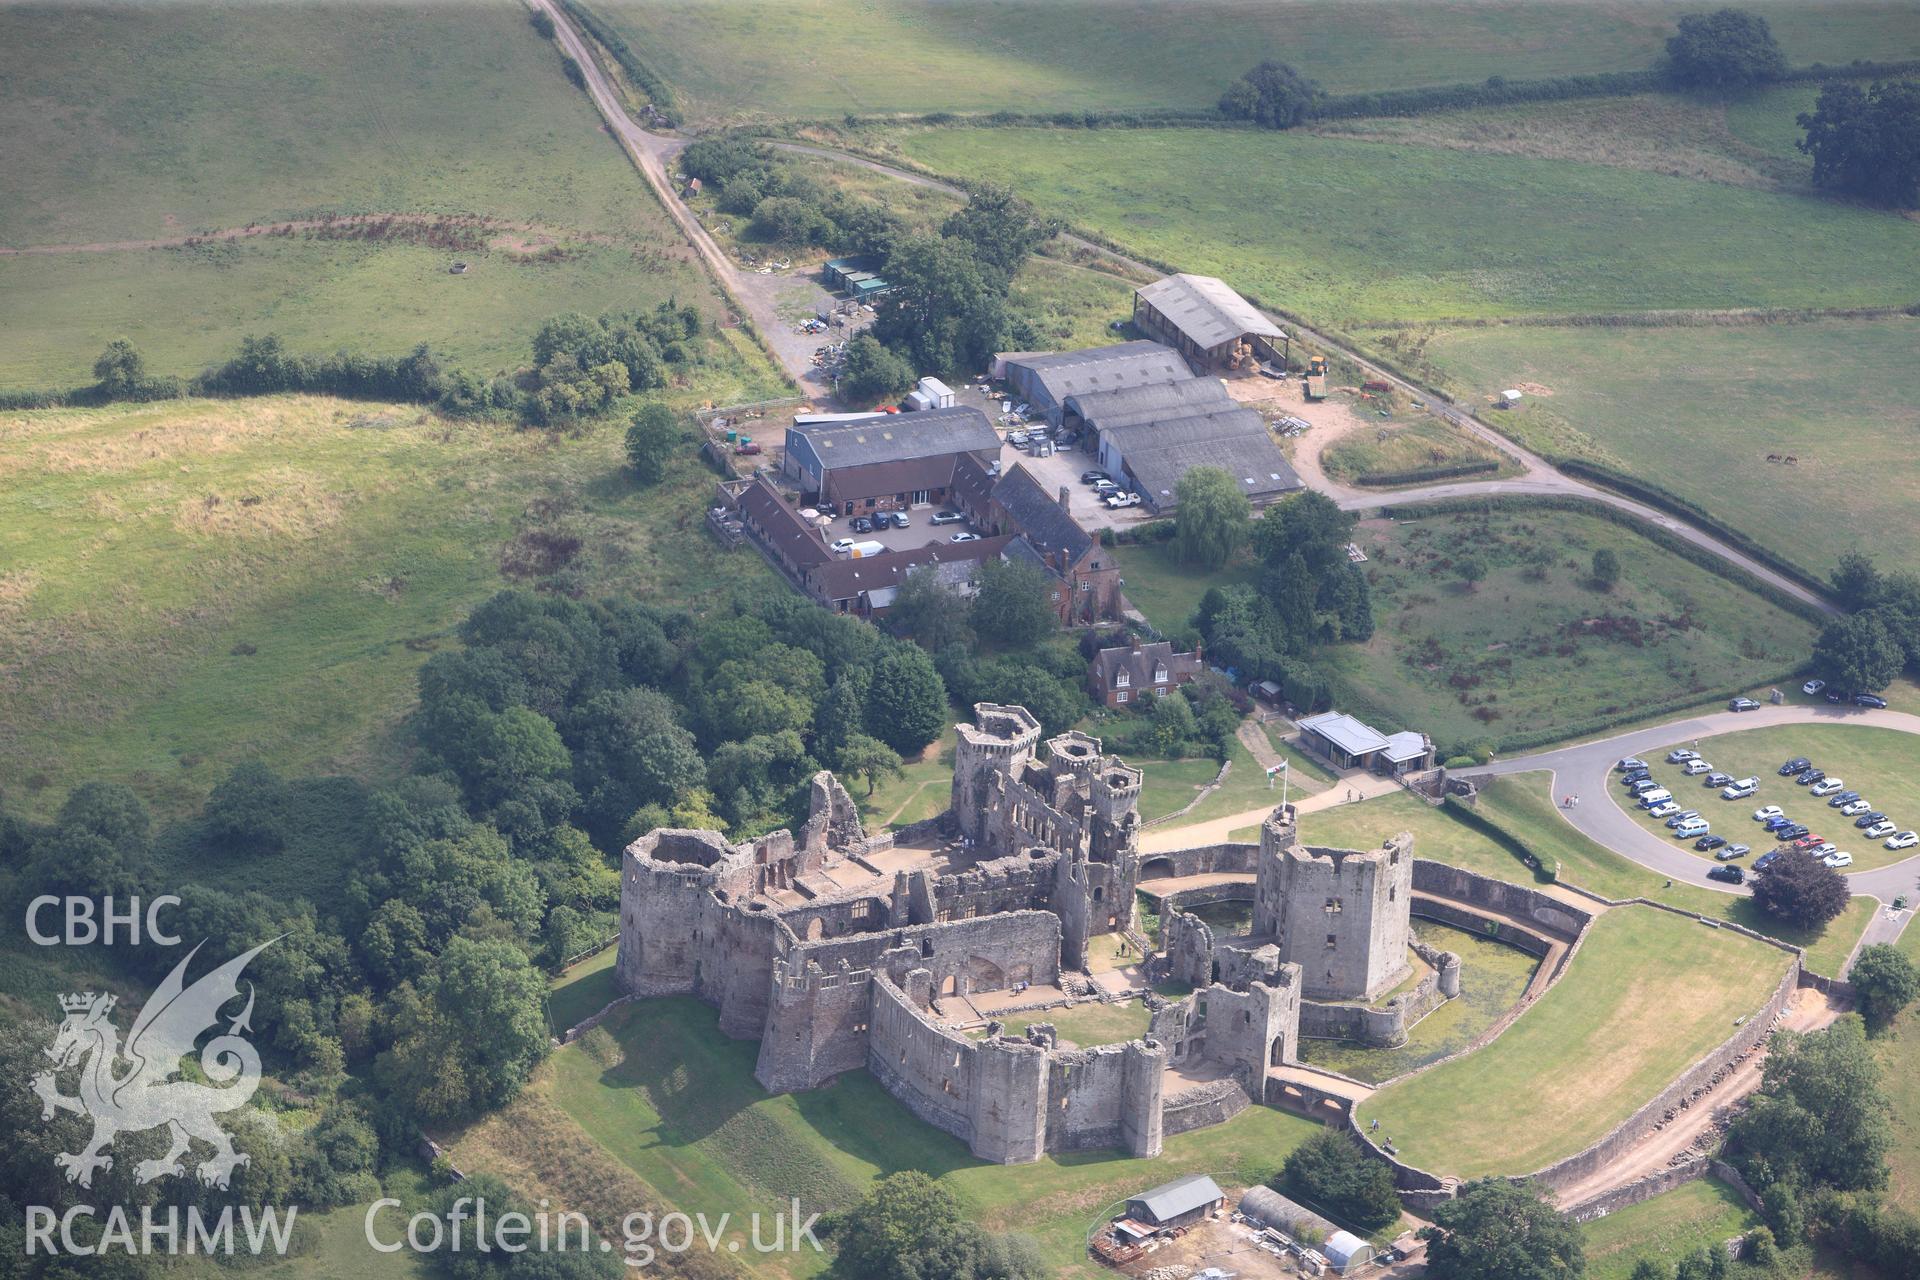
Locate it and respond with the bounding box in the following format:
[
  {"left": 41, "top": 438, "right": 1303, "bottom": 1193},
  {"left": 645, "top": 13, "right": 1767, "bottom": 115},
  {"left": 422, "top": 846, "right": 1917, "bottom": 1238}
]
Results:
[
  {"left": 1618, "top": 724, "right": 1920, "bottom": 871},
  {"left": 899, "top": 126, "right": 1920, "bottom": 328},
  {"left": 508, "top": 997, "right": 1323, "bottom": 1277},
  {"left": 547, "top": 947, "right": 622, "bottom": 1036},
  {"left": 1356, "top": 905, "right": 1790, "bottom": 1178},
  {"left": 0, "top": 0, "right": 729, "bottom": 388},
  {"left": 847, "top": 734, "right": 956, "bottom": 830},
  {"left": 1297, "top": 919, "right": 1539, "bottom": 1083},
  {"left": 1328, "top": 508, "right": 1816, "bottom": 755},
  {"left": 0, "top": 395, "right": 778, "bottom": 818},
  {"left": 593, "top": 0, "right": 1920, "bottom": 125},
  {"left": 1581, "top": 1177, "right": 1763, "bottom": 1280},
  {"left": 1400, "top": 316, "right": 1920, "bottom": 577}
]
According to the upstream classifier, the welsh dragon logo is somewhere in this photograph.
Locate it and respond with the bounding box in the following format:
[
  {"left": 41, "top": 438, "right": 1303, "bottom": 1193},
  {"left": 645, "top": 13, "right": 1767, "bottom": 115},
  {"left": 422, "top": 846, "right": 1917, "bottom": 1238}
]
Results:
[{"left": 31, "top": 939, "right": 275, "bottom": 1190}]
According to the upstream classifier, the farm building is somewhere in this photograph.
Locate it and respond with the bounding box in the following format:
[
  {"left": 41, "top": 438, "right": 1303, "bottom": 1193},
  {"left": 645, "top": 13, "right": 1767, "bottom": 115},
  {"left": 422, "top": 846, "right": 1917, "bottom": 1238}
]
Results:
[
  {"left": 823, "top": 253, "right": 891, "bottom": 299},
  {"left": 1297, "top": 710, "right": 1435, "bottom": 776},
  {"left": 980, "top": 463, "right": 1123, "bottom": 624},
  {"left": 998, "top": 340, "right": 1193, "bottom": 424},
  {"left": 1089, "top": 640, "right": 1202, "bottom": 708},
  {"left": 1123, "top": 1173, "right": 1225, "bottom": 1232},
  {"left": 1105, "top": 412, "right": 1302, "bottom": 513},
  {"left": 1134, "top": 273, "right": 1288, "bottom": 370},
  {"left": 804, "top": 536, "right": 1012, "bottom": 616},
  {"left": 783, "top": 406, "right": 998, "bottom": 515},
  {"left": 1237, "top": 1187, "right": 1375, "bottom": 1273}
]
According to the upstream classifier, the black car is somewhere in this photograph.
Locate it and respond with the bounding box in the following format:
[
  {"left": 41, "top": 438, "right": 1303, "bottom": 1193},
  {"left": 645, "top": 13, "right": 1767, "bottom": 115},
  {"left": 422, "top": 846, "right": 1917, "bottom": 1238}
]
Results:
[
  {"left": 1856, "top": 693, "right": 1890, "bottom": 709},
  {"left": 1776, "top": 824, "right": 1810, "bottom": 840},
  {"left": 1828, "top": 790, "right": 1863, "bottom": 808},
  {"left": 1622, "top": 770, "right": 1652, "bottom": 787},
  {"left": 1709, "top": 864, "right": 1746, "bottom": 885},
  {"left": 1797, "top": 769, "right": 1826, "bottom": 786},
  {"left": 1705, "top": 772, "right": 1734, "bottom": 787},
  {"left": 1696, "top": 834, "right": 1727, "bottom": 851},
  {"left": 850, "top": 516, "right": 874, "bottom": 534},
  {"left": 1080, "top": 470, "right": 1108, "bottom": 485},
  {"left": 1856, "top": 812, "right": 1889, "bottom": 829},
  {"left": 1779, "top": 758, "right": 1811, "bottom": 776}
]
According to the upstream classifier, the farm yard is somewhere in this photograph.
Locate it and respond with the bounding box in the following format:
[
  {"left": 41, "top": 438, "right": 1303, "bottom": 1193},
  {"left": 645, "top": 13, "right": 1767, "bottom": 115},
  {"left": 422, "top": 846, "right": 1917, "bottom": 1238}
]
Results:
[{"left": 1354, "top": 905, "right": 1792, "bottom": 1179}]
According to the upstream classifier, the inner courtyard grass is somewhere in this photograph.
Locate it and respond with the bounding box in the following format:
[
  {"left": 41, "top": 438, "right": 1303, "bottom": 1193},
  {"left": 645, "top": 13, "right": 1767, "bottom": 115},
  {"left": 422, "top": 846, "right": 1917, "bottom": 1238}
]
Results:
[
  {"left": 0, "top": 395, "right": 777, "bottom": 818},
  {"left": 1580, "top": 1177, "right": 1763, "bottom": 1280},
  {"left": 975, "top": 1000, "right": 1153, "bottom": 1047},
  {"left": 1297, "top": 919, "right": 1539, "bottom": 1083},
  {"left": 1355, "top": 905, "right": 1791, "bottom": 1178}
]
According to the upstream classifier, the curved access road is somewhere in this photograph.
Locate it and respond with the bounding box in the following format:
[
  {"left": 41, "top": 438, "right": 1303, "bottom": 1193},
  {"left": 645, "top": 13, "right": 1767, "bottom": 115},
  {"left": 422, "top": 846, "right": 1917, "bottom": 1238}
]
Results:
[{"left": 1458, "top": 703, "right": 1920, "bottom": 952}]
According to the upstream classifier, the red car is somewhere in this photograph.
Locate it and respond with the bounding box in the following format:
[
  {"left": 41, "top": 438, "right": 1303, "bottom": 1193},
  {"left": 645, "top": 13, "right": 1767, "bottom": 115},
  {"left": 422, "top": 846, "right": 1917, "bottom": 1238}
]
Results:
[
  {"left": 734, "top": 441, "right": 763, "bottom": 455},
  {"left": 1791, "top": 833, "right": 1825, "bottom": 851}
]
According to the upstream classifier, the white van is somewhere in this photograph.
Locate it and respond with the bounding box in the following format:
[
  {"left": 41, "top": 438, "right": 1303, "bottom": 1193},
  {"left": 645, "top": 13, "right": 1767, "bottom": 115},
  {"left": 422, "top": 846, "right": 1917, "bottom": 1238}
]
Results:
[
  {"left": 844, "top": 539, "right": 887, "bottom": 558},
  {"left": 1673, "top": 817, "right": 1710, "bottom": 838},
  {"left": 1638, "top": 789, "right": 1673, "bottom": 808}
]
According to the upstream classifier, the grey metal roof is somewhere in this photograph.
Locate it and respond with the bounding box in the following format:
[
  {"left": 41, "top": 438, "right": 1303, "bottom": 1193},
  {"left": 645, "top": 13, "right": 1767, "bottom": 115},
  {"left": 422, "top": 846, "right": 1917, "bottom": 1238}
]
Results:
[
  {"left": 1122, "top": 433, "right": 1302, "bottom": 510},
  {"left": 1131, "top": 1173, "right": 1224, "bottom": 1224},
  {"left": 793, "top": 405, "right": 996, "bottom": 470},
  {"left": 1063, "top": 378, "right": 1235, "bottom": 432},
  {"left": 1101, "top": 406, "right": 1271, "bottom": 453},
  {"left": 1136, "top": 274, "right": 1284, "bottom": 351},
  {"left": 1004, "top": 340, "right": 1192, "bottom": 406},
  {"left": 1299, "top": 711, "right": 1391, "bottom": 757},
  {"left": 1384, "top": 731, "right": 1430, "bottom": 763}
]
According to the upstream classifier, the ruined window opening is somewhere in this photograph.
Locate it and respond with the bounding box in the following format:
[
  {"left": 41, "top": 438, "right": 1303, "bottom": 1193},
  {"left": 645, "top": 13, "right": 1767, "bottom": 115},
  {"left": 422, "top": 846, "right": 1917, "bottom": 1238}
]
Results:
[
  {"left": 1324, "top": 897, "right": 1343, "bottom": 914},
  {"left": 1389, "top": 886, "right": 1396, "bottom": 902},
  {"left": 1325, "top": 933, "right": 1338, "bottom": 948},
  {"left": 921, "top": 938, "right": 934, "bottom": 958},
  {"left": 1093, "top": 887, "right": 1104, "bottom": 903}
]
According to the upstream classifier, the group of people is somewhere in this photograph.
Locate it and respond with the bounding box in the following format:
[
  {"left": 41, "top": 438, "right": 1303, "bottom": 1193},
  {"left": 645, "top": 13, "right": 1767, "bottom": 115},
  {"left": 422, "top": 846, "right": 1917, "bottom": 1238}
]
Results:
[{"left": 1559, "top": 794, "right": 1582, "bottom": 809}]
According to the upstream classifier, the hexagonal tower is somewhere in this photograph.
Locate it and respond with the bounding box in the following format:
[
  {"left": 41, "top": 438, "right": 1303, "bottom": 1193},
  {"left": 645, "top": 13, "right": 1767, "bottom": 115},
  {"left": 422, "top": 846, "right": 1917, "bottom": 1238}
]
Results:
[
  {"left": 1254, "top": 808, "right": 1414, "bottom": 1002},
  {"left": 952, "top": 703, "right": 1041, "bottom": 846},
  {"left": 1045, "top": 730, "right": 1102, "bottom": 795}
]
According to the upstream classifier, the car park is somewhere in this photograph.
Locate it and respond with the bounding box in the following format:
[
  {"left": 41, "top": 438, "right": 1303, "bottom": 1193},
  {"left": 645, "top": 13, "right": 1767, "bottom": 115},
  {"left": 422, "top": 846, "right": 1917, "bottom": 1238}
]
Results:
[
  {"left": 1705, "top": 772, "right": 1734, "bottom": 787},
  {"left": 1856, "top": 693, "right": 1889, "bottom": 709},
  {"left": 1717, "top": 844, "right": 1751, "bottom": 860},
  {"left": 1728, "top": 697, "right": 1761, "bottom": 712},
  {"left": 1855, "top": 811, "right": 1888, "bottom": 828},
  {"left": 1824, "top": 852, "right": 1854, "bottom": 868},
  {"left": 1802, "top": 679, "right": 1826, "bottom": 695},
  {"left": 1696, "top": 834, "right": 1727, "bottom": 852},
  {"left": 1810, "top": 778, "right": 1844, "bottom": 796},
  {"left": 1778, "top": 758, "right": 1811, "bottom": 776},
  {"left": 1709, "top": 864, "right": 1746, "bottom": 884},
  {"left": 1838, "top": 799, "right": 1871, "bottom": 816},
  {"left": 1682, "top": 760, "right": 1713, "bottom": 776},
  {"left": 1617, "top": 758, "right": 1649, "bottom": 772},
  {"left": 1647, "top": 801, "right": 1681, "bottom": 818},
  {"left": 1667, "top": 749, "right": 1700, "bottom": 764},
  {"left": 1865, "top": 821, "right": 1897, "bottom": 840},
  {"left": 1721, "top": 780, "right": 1757, "bottom": 799},
  {"left": 949, "top": 531, "right": 981, "bottom": 543},
  {"left": 1796, "top": 769, "right": 1826, "bottom": 786},
  {"left": 1886, "top": 831, "right": 1918, "bottom": 850},
  {"left": 930, "top": 510, "right": 964, "bottom": 525},
  {"left": 1753, "top": 805, "right": 1784, "bottom": 822},
  {"left": 1666, "top": 810, "right": 1702, "bottom": 827}
]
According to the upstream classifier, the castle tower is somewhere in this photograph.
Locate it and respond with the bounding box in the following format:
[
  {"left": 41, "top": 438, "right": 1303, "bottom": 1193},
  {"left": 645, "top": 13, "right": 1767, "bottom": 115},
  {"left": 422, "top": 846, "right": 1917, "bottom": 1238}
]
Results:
[
  {"left": 1120, "top": 1038, "right": 1167, "bottom": 1158},
  {"left": 1087, "top": 760, "right": 1142, "bottom": 846},
  {"left": 952, "top": 704, "right": 1041, "bottom": 846},
  {"left": 1255, "top": 812, "right": 1414, "bottom": 1002},
  {"left": 1045, "top": 730, "right": 1102, "bottom": 794}
]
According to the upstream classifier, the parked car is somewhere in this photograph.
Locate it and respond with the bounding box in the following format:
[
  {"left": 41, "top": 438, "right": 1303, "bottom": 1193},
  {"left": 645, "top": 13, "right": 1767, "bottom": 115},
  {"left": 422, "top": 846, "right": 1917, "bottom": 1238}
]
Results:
[
  {"left": 1826, "top": 690, "right": 1846, "bottom": 704},
  {"left": 829, "top": 538, "right": 856, "bottom": 554},
  {"left": 930, "top": 510, "right": 965, "bottom": 525},
  {"left": 1623, "top": 771, "right": 1653, "bottom": 788},
  {"left": 1856, "top": 693, "right": 1890, "bottom": 709},
  {"left": 1810, "top": 778, "right": 1845, "bottom": 797},
  {"left": 1673, "top": 818, "right": 1710, "bottom": 838},
  {"left": 734, "top": 441, "right": 763, "bottom": 456},
  {"left": 1796, "top": 769, "right": 1826, "bottom": 786},
  {"left": 1617, "top": 758, "right": 1650, "bottom": 772},
  {"left": 1080, "top": 471, "right": 1109, "bottom": 485},
  {"left": 1638, "top": 789, "right": 1674, "bottom": 807},
  {"left": 1778, "top": 758, "right": 1811, "bottom": 776},
  {"left": 1775, "top": 823, "right": 1810, "bottom": 840},
  {"left": 888, "top": 511, "right": 911, "bottom": 529},
  {"left": 1864, "top": 821, "right": 1898, "bottom": 840},
  {"left": 1885, "top": 831, "right": 1918, "bottom": 851},
  {"left": 1104, "top": 492, "right": 1142, "bottom": 509},
  {"left": 1792, "top": 834, "right": 1826, "bottom": 851},
  {"left": 1827, "top": 789, "right": 1863, "bottom": 808},
  {"left": 1764, "top": 815, "right": 1796, "bottom": 831},
  {"left": 948, "top": 531, "right": 982, "bottom": 543},
  {"left": 1682, "top": 759, "right": 1713, "bottom": 776},
  {"left": 1647, "top": 802, "right": 1681, "bottom": 818},
  {"left": 1824, "top": 851, "right": 1854, "bottom": 868},
  {"left": 1667, "top": 749, "right": 1700, "bottom": 763},
  {"left": 1666, "top": 810, "right": 1702, "bottom": 827},
  {"left": 1753, "top": 850, "right": 1781, "bottom": 872},
  {"left": 1705, "top": 772, "right": 1735, "bottom": 788},
  {"left": 1854, "top": 812, "right": 1889, "bottom": 829},
  {"left": 1007, "top": 431, "right": 1029, "bottom": 446},
  {"left": 1753, "top": 805, "right": 1784, "bottom": 822},
  {"left": 1802, "top": 679, "right": 1826, "bottom": 695},
  {"left": 1093, "top": 479, "right": 1120, "bottom": 493},
  {"left": 1838, "top": 799, "right": 1872, "bottom": 816},
  {"left": 1696, "top": 835, "right": 1727, "bottom": 852},
  {"left": 1809, "top": 842, "right": 1837, "bottom": 859},
  {"left": 1721, "top": 781, "right": 1757, "bottom": 799},
  {"left": 1728, "top": 697, "right": 1761, "bottom": 712},
  {"left": 1717, "top": 844, "right": 1751, "bottom": 861},
  {"left": 850, "top": 516, "right": 874, "bottom": 534},
  {"left": 1709, "top": 864, "right": 1746, "bottom": 884}
]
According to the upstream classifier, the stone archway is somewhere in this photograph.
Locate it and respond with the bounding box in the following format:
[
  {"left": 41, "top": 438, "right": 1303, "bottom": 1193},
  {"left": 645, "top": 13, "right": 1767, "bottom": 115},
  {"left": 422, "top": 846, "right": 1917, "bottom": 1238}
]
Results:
[
  {"left": 967, "top": 955, "right": 1007, "bottom": 991},
  {"left": 1140, "top": 857, "right": 1176, "bottom": 880}
]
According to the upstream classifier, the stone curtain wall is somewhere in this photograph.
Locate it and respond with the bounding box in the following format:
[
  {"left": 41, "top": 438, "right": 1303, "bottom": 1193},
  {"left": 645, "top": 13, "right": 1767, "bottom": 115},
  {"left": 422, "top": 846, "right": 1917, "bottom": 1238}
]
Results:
[
  {"left": 1164, "top": 1075, "right": 1254, "bottom": 1136},
  {"left": 1567, "top": 1153, "right": 1712, "bottom": 1222},
  {"left": 1411, "top": 860, "right": 1594, "bottom": 939},
  {"left": 1139, "top": 841, "right": 1260, "bottom": 880}
]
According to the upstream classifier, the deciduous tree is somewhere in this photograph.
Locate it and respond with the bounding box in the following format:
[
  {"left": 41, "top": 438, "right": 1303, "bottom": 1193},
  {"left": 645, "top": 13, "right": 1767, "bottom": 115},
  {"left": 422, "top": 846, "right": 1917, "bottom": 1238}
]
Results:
[
  {"left": 1850, "top": 943, "right": 1920, "bottom": 1031},
  {"left": 864, "top": 644, "right": 949, "bottom": 755},
  {"left": 1799, "top": 78, "right": 1920, "bottom": 208},
  {"left": 1666, "top": 9, "right": 1787, "bottom": 92},
  {"left": 1174, "top": 466, "right": 1251, "bottom": 570},
  {"left": 970, "top": 556, "right": 1056, "bottom": 646},
  {"left": 1423, "top": 1178, "right": 1584, "bottom": 1280},
  {"left": 1748, "top": 844, "right": 1850, "bottom": 929},
  {"left": 1812, "top": 611, "right": 1903, "bottom": 694},
  {"left": 624, "top": 401, "right": 680, "bottom": 485}
]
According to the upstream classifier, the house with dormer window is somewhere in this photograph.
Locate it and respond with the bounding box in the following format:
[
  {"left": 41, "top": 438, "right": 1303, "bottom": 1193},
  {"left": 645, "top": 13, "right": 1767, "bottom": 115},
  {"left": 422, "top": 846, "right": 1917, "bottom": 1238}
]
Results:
[{"left": 1089, "top": 640, "right": 1202, "bottom": 709}]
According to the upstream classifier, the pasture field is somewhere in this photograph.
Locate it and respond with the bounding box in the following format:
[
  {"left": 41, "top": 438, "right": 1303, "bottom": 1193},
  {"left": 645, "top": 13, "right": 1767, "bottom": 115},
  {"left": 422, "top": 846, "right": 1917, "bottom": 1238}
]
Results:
[
  {"left": 1621, "top": 724, "right": 1920, "bottom": 872},
  {"left": 592, "top": 0, "right": 1920, "bottom": 125},
  {"left": 899, "top": 126, "right": 1920, "bottom": 328},
  {"left": 1580, "top": 1177, "right": 1763, "bottom": 1280},
  {"left": 1398, "top": 316, "right": 1920, "bottom": 578},
  {"left": 1326, "top": 507, "right": 1817, "bottom": 755},
  {"left": 0, "top": 395, "right": 777, "bottom": 818},
  {"left": 1355, "top": 905, "right": 1791, "bottom": 1178},
  {"left": 1296, "top": 919, "right": 1539, "bottom": 1083},
  {"left": 500, "top": 997, "right": 1322, "bottom": 1277},
  {"left": 0, "top": 0, "right": 730, "bottom": 389}
]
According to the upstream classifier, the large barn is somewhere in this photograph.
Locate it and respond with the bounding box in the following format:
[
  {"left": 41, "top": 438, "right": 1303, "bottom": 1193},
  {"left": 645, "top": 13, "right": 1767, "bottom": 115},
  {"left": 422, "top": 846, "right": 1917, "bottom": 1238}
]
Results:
[
  {"left": 1133, "top": 273, "right": 1288, "bottom": 369},
  {"left": 782, "top": 406, "right": 998, "bottom": 515},
  {"left": 998, "top": 340, "right": 1193, "bottom": 424}
]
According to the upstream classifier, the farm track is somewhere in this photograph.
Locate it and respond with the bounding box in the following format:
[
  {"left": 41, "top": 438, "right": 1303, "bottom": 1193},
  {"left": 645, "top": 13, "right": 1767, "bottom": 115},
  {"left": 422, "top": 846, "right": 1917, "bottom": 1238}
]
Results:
[{"left": 0, "top": 213, "right": 632, "bottom": 255}]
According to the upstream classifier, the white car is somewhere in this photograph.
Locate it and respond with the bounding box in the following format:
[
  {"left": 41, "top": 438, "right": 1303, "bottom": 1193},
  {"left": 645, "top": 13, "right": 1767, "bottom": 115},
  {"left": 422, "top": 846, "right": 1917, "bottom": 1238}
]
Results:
[
  {"left": 1753, "top": 805, "right": 1784, "bottom": 822},
  {"left": 1823, "top": 851, "right": 1854, "bottom": 869},
  {"left": 1682, "top": 760, "right": 1713, "bottom": 776},
  {"left": 1803, "top": 679, "right": 1826, "bottom": 695},
  {"left": 948, "top": 531, "right": 982, "bottom": 543},
  {"left": 1885, "top": 831, "right": 1918, "bottom": 851},
  {"left": 1809, "top": 842, "right": 1837, "bottom": 858},
  {"left": 1104, "top": 492, "right": 1142, "bottom": 509},
  {"left": 1809, "top": 778, "right": 1845, "bottom": 797},
  {"left": 1667, "top": 749, "right": 1700, "bottom": 764},
  {"left": 1722, "top": 781, "right": 1757, "bottom": 800},
  {"left": 1647, "top": 801, "right": 1681, "bottom": 818},
  {"left": 1840, "top": 799, "right": 1872, "bottom": 817},
  {"left": 829, "top": 537, "right": 857, "bottom": 554},
  {"left": 1864, "top": 820, "right": 1897, "bottom": 840}
]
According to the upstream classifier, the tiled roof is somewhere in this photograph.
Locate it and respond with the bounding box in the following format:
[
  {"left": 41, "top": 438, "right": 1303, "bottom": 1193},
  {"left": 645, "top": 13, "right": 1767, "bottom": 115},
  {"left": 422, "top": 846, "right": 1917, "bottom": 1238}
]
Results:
[{"left": 991, "top": 464, "right": 1092, "bottom": 566}]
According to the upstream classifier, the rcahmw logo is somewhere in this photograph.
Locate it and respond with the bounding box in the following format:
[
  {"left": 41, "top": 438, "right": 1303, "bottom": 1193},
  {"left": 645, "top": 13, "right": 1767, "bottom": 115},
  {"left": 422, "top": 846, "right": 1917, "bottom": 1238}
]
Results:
[{"left": 24, "top": 936, "right": 299, "bottom": 1258}]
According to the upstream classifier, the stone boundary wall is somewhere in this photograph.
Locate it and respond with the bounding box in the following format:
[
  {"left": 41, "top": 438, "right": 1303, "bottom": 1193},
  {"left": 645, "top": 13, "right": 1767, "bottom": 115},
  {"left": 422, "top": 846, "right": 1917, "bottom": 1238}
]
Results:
[
  {"left": 1162, "top": 881, "right": 1255, "bottom": 912},
  {"left": 557, "top": 994, "right": 637, "bottom": 1045},
  {"left": 1163, "top": 1077, "right": 1252, "bottom": 1136},
  {"left": 1138, "top": 842, "right": 1260, "bottom": 881},
  {"left": 1566, "top": 1153, "right": 1711, "bottom": 1222},
  {"left": 1412, "top": 860, "right": 1594, "bottom": 940}
]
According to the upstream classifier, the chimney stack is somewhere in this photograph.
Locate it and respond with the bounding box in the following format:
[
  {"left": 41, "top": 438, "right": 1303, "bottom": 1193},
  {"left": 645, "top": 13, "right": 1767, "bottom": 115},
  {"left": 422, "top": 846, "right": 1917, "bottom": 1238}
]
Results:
[{"left": 1058, "top": 485, "right": 1071, "bottom": 510}]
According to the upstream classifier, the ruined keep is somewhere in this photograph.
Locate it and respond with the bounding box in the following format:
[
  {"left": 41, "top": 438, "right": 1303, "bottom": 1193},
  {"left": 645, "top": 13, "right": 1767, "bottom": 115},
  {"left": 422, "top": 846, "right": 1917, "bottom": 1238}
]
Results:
[
  {"left": 616, "top": 705, "right": 1424, "bottom": 1164},
  {"left": 1255, "top": 807, "right": 1414, "bottom": 1001}
]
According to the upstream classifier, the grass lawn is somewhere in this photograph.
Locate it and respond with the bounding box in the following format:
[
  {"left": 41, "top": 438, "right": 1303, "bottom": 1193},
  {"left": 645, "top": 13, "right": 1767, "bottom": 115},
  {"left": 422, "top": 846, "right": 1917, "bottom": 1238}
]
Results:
[
  {"left": 1357, "top": 905, "right": 1791, "bottom": 1178},
  {"left": 1618, "top": 724, "right": 1920, "bottom": 871},
  {"left": 0, "top": 0, "right": 733, "bottom": 390},
  {"left": 1320, "top": 417, "right": 1513, "bottom": 485},
  {"left": 1011, "top": 255, "right": 1143, "bottom": 352},
  {"left": 1327, "top": 507, "right": 1816, "bottom": 755},
  {"left": 977, "top": 1000, "right": 1153, "bottom": 1047},
  {"left": 524, "top": 997, "right": 1323, "bottom": 1277},
  {"left": 1297, "top": 919, "right": 1539, "bottom": 1084},
  {"left": 0, "top": 395, "right": 779, "bottom": 818},
  {"left": 1877, "top": 924, "right": 1920, "bottom": 1212},
  {"left": 846, "top": 734, "right": 955, "bottom": 829},
  {"left": 1112, "top": 540, "right": 1259, "bottom": 636},
  {"left": 1404, "top": 315, "right": 1920, "bottom": 577},
  {"left": 1135, "top": 754, "right": 1230, "bottom": 823},
  {"left": 899, "top": 126, "right": 1920, "bottom": 328},
  {"left": 1581, "top": 1177, "right": 1763, "bottom": 1280},
  {"left": 547, "top": 947, "right": 622, "bottom": 1036},
  {"left": 594, "top": 0, "right": 1920, "bottom": 125}
]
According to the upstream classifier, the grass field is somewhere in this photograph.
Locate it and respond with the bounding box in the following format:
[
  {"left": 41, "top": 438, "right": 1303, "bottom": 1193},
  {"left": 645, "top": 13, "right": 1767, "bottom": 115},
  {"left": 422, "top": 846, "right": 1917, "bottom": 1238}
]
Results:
[
  {"left": 524, "top": 997, "right": 1323, "bottom": 1277},
  {"left": 1402, "top": 316, "right": 1920, "bottom": 577},
  {"left": 592, "top": 0, "right": 1920, "bottom": 125},
  {"left": 1319, "top": 417, "right": 1512, "bottom": 485},
  {"left": 1877, "top": 924, "right": 1920, "bottom": 1211},
  {"left": 899, "top": 126, "right": 1920, "bottom": 328},
  {"left": 977, "top": 1000, "right": 1154, "bottom": 1046},
  {"left": 1112, "top": 540, "right": 1260, "bottom": 636},
  {"left": 846, "top": 734, "right": 956, "bottom": 829},
  {"left": 1356, "top": 905, "right": 1790, "bottom": 1178},
  {"left": 1581, "top": 1177, "right": 1763, "bottom": 1280},
  {"left": 1328, "top": 507, "right": 1816, "bottom": 754},
  {"left": 0, "top": 395, "right": 779, "bottom": 818},
  {"left": 1297, "top": 919, "right": 1539, "bottom": 1083},
  {"left": 547, "top": 947, "right": 622, "bottom": 1036},
  {"left": 1617, "top": 724, "right": 1920, "bottom": 871},
  {"left": 0, "top": 0, "right": 728, "bottom": 388}
]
